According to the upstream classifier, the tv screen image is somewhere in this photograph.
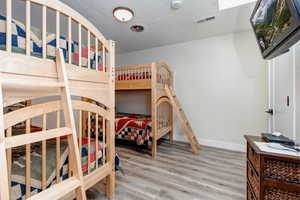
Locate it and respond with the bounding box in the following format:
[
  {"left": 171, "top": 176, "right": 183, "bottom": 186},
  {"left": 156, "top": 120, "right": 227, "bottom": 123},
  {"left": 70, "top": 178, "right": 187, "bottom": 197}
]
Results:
[{"left": 250, "top": 0, "right": 300, "bottom": 59}]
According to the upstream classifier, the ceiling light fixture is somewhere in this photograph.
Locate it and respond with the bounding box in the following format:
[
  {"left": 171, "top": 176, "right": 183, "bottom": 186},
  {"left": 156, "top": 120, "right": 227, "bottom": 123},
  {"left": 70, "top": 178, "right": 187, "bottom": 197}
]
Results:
[{"left": 113, "top": 7, "right": 134, "bottom": 23}]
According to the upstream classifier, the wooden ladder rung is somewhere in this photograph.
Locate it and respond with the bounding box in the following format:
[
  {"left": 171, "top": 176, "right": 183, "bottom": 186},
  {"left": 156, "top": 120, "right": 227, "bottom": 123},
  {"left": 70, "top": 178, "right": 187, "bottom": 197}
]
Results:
[
  {"left": 5, "top": 127, "right": 72, "bottom": 149},
  {"left": 28, "top": 177, "right": 81, "bottom": 200}
]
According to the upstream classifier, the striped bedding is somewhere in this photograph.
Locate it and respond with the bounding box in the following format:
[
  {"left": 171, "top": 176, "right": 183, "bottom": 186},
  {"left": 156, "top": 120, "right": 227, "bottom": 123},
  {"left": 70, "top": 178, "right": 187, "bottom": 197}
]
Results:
[{"left": 0, "top": 15, "right": 103, "bottom": 70}]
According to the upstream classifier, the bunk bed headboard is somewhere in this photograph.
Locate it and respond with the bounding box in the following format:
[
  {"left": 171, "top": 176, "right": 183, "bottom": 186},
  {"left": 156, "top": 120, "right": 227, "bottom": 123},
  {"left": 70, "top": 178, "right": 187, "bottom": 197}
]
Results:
[
  {"left": 0, "top": 0, "right": 116, "bottom": 199},
  {"left": 151, "top": 62, "right": 173, "bottom": 142},
  {"left": 153, "top": 62, "right": 173, "bottom": 90}
]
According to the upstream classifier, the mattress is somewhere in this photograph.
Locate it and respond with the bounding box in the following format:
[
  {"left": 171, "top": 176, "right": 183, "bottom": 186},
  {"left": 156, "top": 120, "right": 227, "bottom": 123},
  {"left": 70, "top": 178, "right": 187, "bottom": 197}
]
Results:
[
  {"left": 10, "top": 134, "right": 103, "bottom": 200},
  {"left": 0, "top": 15, "right": 103, "bottom": 70}
]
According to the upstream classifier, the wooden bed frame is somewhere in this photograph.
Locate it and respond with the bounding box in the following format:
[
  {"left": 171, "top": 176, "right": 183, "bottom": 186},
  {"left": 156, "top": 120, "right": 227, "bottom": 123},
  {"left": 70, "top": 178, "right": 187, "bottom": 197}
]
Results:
[
  {"left": 0, "top": 0, "right": 115, "bottom": 199},
  {"left": 115, "top": 62, "right": 174, "bottom": 159}
]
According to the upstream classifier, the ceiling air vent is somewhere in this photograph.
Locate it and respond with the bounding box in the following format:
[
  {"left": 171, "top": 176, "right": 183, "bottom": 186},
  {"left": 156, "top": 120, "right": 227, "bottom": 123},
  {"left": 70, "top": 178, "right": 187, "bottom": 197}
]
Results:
[
  {"left": 196, "top": 16, "right": 216, "bottom": 24},
  {"left": 130, "top": 25, "right": 145, "bottom": 32}
]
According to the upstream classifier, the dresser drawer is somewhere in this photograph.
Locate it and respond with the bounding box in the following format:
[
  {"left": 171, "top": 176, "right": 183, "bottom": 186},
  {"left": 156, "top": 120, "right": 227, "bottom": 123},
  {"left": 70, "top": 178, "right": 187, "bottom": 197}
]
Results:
[
  {"left": 264, "top": 187, "right": 300, "bottom": 200},
  {"left": 247, "top": 143, "right": 260, "bottom": 175},
  {"left": 263, "top": 157, "right": 300, "bottom": 185},
  {"left": 247, "top": 161, "right": 260, "bottom": 199}
]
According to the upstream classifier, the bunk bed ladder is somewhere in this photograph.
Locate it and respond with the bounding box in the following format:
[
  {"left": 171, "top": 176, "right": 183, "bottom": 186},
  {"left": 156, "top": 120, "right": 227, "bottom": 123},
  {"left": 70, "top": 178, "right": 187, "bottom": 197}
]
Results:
[
  {"left": 165, "top": 85, "right": 200, "bottom": 154},
  {"left": 45, "top": 48, "right": 87, "bottom": 200},
  {"left": 0, "top": 49, "right": 86, "bottom": 200}
]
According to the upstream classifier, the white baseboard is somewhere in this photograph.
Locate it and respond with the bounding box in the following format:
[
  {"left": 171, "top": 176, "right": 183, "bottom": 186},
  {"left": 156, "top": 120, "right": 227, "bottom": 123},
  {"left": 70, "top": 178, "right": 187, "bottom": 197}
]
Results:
[{"left": 174, "top": 136, "right": 246, "bottom": 152}]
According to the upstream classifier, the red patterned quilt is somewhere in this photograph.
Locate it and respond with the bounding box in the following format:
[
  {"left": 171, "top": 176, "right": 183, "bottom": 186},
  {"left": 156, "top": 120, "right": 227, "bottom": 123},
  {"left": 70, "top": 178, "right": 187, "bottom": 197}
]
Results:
[{"left": 115, "top": 113, "right": 152, "bottom": 146}]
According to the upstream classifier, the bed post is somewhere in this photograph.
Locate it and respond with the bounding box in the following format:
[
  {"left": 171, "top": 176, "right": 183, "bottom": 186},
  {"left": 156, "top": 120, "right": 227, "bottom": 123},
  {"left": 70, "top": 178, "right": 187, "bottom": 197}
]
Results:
[
  {"left": 0, "top": 82, "right": 10, "bottom": 200},
  {"left": 169, "top": 105, "right": 174, "bottom": 144},
  {"left": 151, "top": 62, "right": 158, "bottom": 159},
  {"left": 106, "top": 40, "right": 116, "bottom": 199},
  {"left": 169, "top": 68, "right": 174, "bottom": 144}
]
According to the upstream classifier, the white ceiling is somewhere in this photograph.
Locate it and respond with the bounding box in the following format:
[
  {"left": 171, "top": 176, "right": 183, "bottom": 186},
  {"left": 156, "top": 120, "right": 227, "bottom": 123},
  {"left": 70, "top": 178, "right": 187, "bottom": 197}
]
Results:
[{"left": 60, "top": 0, "right": 256, "bottom": 53}]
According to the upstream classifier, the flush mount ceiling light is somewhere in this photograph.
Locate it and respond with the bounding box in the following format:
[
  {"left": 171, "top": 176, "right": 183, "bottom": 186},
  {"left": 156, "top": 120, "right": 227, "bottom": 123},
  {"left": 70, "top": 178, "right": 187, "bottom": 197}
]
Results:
[{"left": 113, "top": 7, "right": 134, "bottom": 22}]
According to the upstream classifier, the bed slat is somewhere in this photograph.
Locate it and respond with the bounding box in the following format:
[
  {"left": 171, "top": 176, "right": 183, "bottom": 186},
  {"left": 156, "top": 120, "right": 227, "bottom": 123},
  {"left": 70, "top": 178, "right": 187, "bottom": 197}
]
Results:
[
  {"left": 102, "top": 118, "right": 105, "bottom": 164},
  {"left": 87, "top": 111, "right": 91, "bottom": 173},
  {"left": 25, "top": 119, "right": 31, "bottom": 198},
  {"left": 41, "top": 114, "right": 47, "bottom": 190},
  {"left": 102, "top": 46, "right": 106, "bottom": 72},
  {"left": 56, "top": 11, "right": 60, "bottom": 49},
  {"left": 42, "top": 5, "right": 47, "bottom": 59},
  {"left": 79, "top": 110, "right": 82, "bottom": 157},
  {"left": 87, "top": 31, "right": 91, "bottom": 69},
  {"left": 95, "top": 114, "right": 99, "bottom": 168},
  {"left": 26, "top": 0, "right": 31, "bottom": 56},
  {"left": 95, "top": 40, "right": 98, "bottom": 71},
  {"left": 78, "top": 24, "right": 82, "bottom": 67},
  {"left": 6, "top": 0, "right": 12, "bottom": 53},
  {"left": 68, "top": 16, "right": 72, "bottom": 64},
  {"left": 56, "top": 111, "right": 61, "bottom": 183}
]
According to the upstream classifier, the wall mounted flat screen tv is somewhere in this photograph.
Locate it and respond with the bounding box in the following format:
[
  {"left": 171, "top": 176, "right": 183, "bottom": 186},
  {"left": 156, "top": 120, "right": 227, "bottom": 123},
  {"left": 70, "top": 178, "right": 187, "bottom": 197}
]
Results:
[{"left": 250, "top": 0, "right": 300, "bottom": 59}]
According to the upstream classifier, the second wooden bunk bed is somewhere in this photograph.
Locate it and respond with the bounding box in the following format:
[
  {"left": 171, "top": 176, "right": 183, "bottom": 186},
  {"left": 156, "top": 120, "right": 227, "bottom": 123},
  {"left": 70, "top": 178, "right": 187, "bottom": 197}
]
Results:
[{"left": 115, "top": 62, "right": 174, "bottom": 159}]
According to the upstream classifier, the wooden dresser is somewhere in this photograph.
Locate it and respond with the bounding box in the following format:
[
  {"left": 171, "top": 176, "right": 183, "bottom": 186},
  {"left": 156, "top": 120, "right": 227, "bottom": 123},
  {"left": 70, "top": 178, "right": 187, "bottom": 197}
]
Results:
[{"left": 245, "top": 135, "right": 300, "bottom": 200}]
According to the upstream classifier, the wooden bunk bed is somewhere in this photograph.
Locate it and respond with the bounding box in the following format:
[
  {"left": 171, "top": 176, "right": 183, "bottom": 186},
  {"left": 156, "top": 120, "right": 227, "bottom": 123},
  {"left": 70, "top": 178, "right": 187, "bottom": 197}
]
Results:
[
  {"left": 115, "top": 62, "right": 200, "bottom": 159},
  {"left": 0, "top": 0, "right": 115, "bottom": 199}
]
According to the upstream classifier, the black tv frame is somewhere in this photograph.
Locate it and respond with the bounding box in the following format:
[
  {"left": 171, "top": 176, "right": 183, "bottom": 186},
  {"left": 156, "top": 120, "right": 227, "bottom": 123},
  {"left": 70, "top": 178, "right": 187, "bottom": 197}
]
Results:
[{"left": 250, "top": 0, "right": 300, "bottom": 60}]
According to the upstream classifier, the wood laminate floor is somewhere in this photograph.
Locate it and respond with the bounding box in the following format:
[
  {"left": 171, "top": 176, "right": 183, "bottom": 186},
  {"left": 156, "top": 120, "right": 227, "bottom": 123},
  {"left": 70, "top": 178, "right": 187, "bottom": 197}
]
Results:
[{"left": 87, "top": 140, "right": 246, "bottom": 200}]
